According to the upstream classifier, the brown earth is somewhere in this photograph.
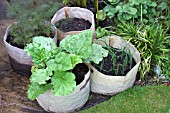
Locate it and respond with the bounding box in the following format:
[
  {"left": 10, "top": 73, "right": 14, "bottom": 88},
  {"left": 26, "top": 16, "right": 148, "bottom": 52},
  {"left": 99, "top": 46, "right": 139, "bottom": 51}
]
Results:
[
  {"left": 0, "top": 1, "right": 48, "bottom": 112},
  {"left": 0, "top": 19, "right": 48, "bottom": 113}
]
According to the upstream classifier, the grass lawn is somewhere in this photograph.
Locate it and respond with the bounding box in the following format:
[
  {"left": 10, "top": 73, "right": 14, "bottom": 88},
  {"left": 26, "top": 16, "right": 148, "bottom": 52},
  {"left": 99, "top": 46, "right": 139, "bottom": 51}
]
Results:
[{"left": 80, "top": 85, "right": 170, "bottom": 113}]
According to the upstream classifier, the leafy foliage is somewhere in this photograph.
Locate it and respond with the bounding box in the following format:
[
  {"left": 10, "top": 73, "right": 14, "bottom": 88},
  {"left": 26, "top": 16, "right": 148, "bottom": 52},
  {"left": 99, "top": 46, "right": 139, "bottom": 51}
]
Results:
[
  {"left": 24, "top": 36, "right": 58, "bottom": 68},
  {"left": 7, "top": 0, "right": 61, "bottom": 47},
  {"left": 24, "top": 30, "right": 108, "bottom": 100},
  {"left": 92, "top": 44, "right": 134, "bottom": 76},
  {"left": 60, "top": 30, "right": 93, "bottom": 59},
  {"left": 30, "top": 67, "right": 52, "bottom": 84},
  {"left": 96, "top": 10, "right": 106, "bottom": 21},
  {"left": 47, "top": 53, "right": 82, "bottom": 71},
  {"left": 84, "top": 44, "right": 108, "bottom": 64},
  {"left": 52, "top": 71, "right": 76, "bottom": 96},
  {"left": 115, "top": 22, "right": 170, "bottom": 80},
  {"left": 96, "top": 27, "right": 111, "bottom": 38},
  {"left": 27, "top": 82, "right": 52, "bottom": 100},
  {"left": 98, "top": 0, "right": 157, "bottom": 23}
]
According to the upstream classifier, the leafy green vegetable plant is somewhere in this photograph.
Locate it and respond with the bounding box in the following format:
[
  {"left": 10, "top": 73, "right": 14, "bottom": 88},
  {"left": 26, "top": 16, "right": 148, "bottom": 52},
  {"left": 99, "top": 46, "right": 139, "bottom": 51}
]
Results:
[
  {"left": 24, "top": 30, "right": 108, "bottom": 100},
  {"left": 97, "top": 0, "right": 157, "bottom": 23}
]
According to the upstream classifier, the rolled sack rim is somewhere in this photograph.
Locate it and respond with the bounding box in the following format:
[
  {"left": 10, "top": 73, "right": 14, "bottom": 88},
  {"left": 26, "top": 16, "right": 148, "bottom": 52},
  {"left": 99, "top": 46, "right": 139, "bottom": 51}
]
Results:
[
  {"left": 51, "top": 7, "right": 95, "bottom": 40},
  {"left": 4, "top": 21, "right": 57, "bottom": 65}
]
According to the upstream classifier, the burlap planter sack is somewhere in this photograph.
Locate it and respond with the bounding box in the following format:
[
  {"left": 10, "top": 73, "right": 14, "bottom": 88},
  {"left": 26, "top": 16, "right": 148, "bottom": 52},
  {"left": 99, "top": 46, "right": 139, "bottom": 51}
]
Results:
[
  {"left": 89, "top": 36, "right": 141, "bottom": 95},
  {"left": 51, "top": 7, "right": 95, "bottom": 41},
  {"left": 4, "top": 22, "right": 57, "bottom": 76},
  {"left": 36, "top": 68, "right": 90, "bottom": 113}
]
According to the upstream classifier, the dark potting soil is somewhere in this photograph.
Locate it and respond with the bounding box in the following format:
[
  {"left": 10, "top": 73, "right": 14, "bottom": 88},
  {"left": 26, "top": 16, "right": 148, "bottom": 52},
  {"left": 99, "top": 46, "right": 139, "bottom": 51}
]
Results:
[
  {"left": 99, "top": 17, "right": 115, "bottom": 27},
  {"left": 92, "top": 48, "right": 136, "bottom": 76},
  {"left": 7, "top": 34, "right": 25, "bottom": 49},
  {"left": 55, "top": 18, "right": 91, "bottom": 32},
  {"left": 72, "top": 63, "right": 89, "bottom": 85}
]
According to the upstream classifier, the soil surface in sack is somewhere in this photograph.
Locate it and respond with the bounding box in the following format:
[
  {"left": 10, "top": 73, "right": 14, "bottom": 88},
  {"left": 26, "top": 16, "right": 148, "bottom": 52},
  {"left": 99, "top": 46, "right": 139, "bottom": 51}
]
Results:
[
  {"left": 92, "top": 48, "right": 136, "bottom": 76},
  {"left": 55, "top": 18, "right": 91, "bottom": 32},
  {"left": 72, "top": 63, "right": 89, "bottom": 85}
]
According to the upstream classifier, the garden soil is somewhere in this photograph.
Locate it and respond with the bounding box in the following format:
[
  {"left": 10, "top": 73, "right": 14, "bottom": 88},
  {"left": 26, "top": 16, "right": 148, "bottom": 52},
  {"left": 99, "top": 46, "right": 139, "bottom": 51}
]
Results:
[
  {"left": 55, "top": 18, "right": 91, "bottom": 32},
  {"left": 0, "top": 2, "right": 111, "bottom": 112}
]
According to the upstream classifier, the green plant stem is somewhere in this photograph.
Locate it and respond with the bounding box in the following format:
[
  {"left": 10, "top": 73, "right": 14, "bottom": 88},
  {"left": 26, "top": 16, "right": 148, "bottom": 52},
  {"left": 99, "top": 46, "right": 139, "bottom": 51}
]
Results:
[
  {"left": 93, "top": 0, "right": 98, "bottom": 12},
  {"left": 102, "top": 0, "right": 108, "bottom": 5},
  {"left": 82, "top": 0, "right": 87, "bottom": 7},
  {"left": 140, "top": 4, "right": 143, "bottom": 24},
  {"left": 76, "top": 0, "right": 81, "bottom": 6}
]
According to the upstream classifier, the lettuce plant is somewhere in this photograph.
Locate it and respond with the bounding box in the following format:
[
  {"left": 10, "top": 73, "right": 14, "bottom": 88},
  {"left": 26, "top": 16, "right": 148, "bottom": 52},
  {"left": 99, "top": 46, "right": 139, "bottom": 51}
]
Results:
[{"left": 24, "top": 30, "right": 108, "bottom": 100}]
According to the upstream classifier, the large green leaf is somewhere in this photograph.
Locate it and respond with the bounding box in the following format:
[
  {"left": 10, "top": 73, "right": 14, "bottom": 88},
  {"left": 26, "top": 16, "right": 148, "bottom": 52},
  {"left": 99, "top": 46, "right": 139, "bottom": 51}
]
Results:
[
  {"left": 30, "top": 67, "right": 52, "bottom": 84},
  {"left": 84, "top": 44, "right": 108, "bottom": 64},
  {"left": 24, "top": 36, "right": 59, "bottom": 68},
  {"left": 96, "top": 10, "right": 106, "bottom": 21},
  {"left": 157, "top": 2, "right": 167, "bottom": 10},
  {"left": 51, "top": 71, "right": 76, "bottom": 96},
  {"left": 108, "top": 0, "right": 120, "bottom": 4},
  {"left": 60, "top": 30, "right": 93, "bottom": 59},
  {"left": 46, "top": 52, "right": 82, "bottom": 71},
  {"left": 25, "top": 43, "right": 51, "bottom": 68},
  {"left": 32, "top": 36, "right": 57, "bottom": 51},
  {"left": 27, "top": 82, "right": 52, "bottom": 100}
]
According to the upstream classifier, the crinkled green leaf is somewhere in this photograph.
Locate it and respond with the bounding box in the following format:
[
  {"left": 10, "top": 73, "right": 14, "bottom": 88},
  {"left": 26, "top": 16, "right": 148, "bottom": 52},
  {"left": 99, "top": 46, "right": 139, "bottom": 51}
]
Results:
[
  {"left": 115, "top": 5, "right": 122, "bottom": 11},
  {"left": 96, "top": 10, "right": 106, "bottom": 21},
  {"left": 103, "top": 5, "right": 114, "bottom": 12},
  {"left": 96, "top": 27, "right": 110, "bottom": 39},
  {"left": 60, "top": 30, "right": 93, "bottom": 59},
  {"left": 84, "top": 44, "right": 108, "bottom": 64},
  {"left": 24, "top": 36, "right": 59, "bottom": 68},
  {"left": 52, "top": 71, "right": 76, "bottom": 96},
  {"left": 30, "top": 67, "right": 52, "bottom": 84},
  {"left": 147, "top": 1, "right": 157, "bottom": 7},
  {"left": 46, "top": 52, "right": 82, "bottom": 71},
  {"left": 157, "top": 2, "right": 167, "bottom": 10},
  {"left": 32, "top": 36, "right": 57, "bottom": 51},
  {"left": 122, "top": 5, "right": 137, "bottom": 15},
  {"left": 123, "top": 14, "right": 133, "bottom": 20},
  {"left": 104, "top": 5, "right": 118, "bottom": 18},
  {"left": 108, "top": 0, "right": 120, "bottom": 4},
  {"left": 27, "top": 82, "right": 52, "bottom": 100}
]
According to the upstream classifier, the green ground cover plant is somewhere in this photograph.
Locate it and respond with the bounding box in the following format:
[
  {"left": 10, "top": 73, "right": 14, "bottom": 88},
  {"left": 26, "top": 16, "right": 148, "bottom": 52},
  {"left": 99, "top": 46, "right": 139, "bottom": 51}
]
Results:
[
  {"left": 79, "top": 85, "right": 170, "bottom": 113},
  {"left": 97, "top": 0, "right": 157, "bottom": 23}
]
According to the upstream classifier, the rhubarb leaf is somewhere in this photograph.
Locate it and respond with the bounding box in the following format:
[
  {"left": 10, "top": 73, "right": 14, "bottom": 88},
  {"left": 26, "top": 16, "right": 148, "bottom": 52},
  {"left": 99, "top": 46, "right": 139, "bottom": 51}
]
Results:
[
  {"left": 51, "top": 71, "right": 76, "bottom": 96},
  {"left": 60, "top": 30, "right": 93, "bottom": 59},
  {"left": 24, "top": 36, "right": 59, "bottom": 68},
  {"left": 84, "top": 44, "right": 108, "bottom": 64},
  {"left": 27, "top": 82, "right": 52, "bottom": 100},
  {"left": 30, "top": 67, "right": 52, "bottom": 84},
  {"left": 46, "top": 52, "right": 82, "bottom": 71}
]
